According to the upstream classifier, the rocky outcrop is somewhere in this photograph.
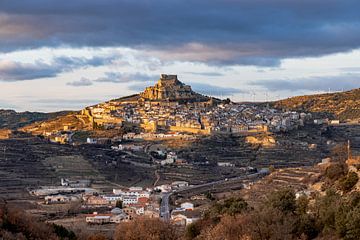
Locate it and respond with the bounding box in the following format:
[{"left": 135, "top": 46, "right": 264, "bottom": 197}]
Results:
[{"left": 140, "top": 74, "right": 208, "bottom": 102}]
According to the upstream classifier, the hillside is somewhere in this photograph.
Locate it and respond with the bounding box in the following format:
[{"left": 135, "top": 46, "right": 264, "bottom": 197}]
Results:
[
  {"left": 273, "top": 88, "right": 360, "bottom": 121},
  {"left": 0, "top": 109, "right": 71, "bottom": 130}
]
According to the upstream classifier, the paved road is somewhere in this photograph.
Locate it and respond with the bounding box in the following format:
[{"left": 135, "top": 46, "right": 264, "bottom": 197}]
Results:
[
  {"left": 160, "top": 192, "right": 171, "bottom": 221},
  {"left": 159, "top": 171, "right": 266, "bottom": 221},
  {"left": 175, "top": 172, "right": 262, "bottom": 194}
]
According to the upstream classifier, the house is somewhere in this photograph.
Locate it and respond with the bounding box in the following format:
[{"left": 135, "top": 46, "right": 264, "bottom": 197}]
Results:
[
  {"left": 123, "top": 195, "right": 138, "bottom": 206},
  {"left": 86, "top": 195, "right": 110, "bottom": 206},
  {"left": 181, "top": 202, "right": 194, "bottom": 211},
  {"left": 86, "top": 138, "right": 97, "bottom": 144},
  {"left": 171, "top": 210, "right": 201, "bottom": 226},
  {"left": 110, "top": 214, "right": 127, "bottom": 223},
  {"left": 86, "top": 213, "right": 112, "bottom": 224},
  {"left": 171, "top": 181, "right": 189, "bottom": 189},
  {"left": 60, "top": 178, "right": 91, "bottom": 188},
  {"left": 111, "top": 207, "right": 124, "bottom": 215},
  {"left": 217, "top": 162, "right": 235, "bottom": 167},
  {"left": 102, "top": 195, "right": 123, "bottom": 203},
  {"left": 44, "top": 194, "right": 78, "bottom": 204},
  {"left": 330, "top": 120, "right": 340, "bottom": 125},
  {"left": 137, "top": 197, "right": 150, "bottom": 205},
  {"left": 154, "top": 184, "right": 172, "bottom": 192}
]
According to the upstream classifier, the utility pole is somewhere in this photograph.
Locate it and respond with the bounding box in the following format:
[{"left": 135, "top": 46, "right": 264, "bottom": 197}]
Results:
[
  {"left": 348, "top": 140, "right": 352, "bottom": 161},
  {"left": 3, "top": 146, "right": 6, "bottom": 161}
]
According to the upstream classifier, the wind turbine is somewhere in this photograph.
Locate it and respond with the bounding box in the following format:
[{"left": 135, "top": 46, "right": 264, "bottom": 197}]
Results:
[{"left": 251, "top": 91, "right": 256, "bottom": 102}]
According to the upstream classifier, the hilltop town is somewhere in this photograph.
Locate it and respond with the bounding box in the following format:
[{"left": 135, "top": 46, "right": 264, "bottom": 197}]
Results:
[
  {"left": 1, "top": 74, "right": 359, "bottom": 239},
  {"left": 22, "top": 74, "right": 319, "bottom": 144}
]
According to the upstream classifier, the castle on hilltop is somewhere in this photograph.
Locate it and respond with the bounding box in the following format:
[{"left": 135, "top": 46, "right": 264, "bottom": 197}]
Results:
[{"left": 140, "top": 74, "right": 207, "bottom": 102}]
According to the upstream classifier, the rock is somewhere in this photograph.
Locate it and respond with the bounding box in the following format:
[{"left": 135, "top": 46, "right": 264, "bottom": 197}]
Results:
[{"left": 140, "top": 74, "right": 208, "bottom": 102}]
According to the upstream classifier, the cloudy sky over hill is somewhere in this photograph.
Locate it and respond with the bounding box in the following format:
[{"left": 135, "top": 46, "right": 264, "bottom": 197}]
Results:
[{"left": 0, "top": 0, "right": 359, "bottom": 111}]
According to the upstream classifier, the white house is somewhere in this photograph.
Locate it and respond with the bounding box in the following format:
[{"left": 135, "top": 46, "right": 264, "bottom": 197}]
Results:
[
  {"left": 123, "top": 195, "right": 138, "bottom": 206},
  {"left": 181, "top": 202, "right": 194, "bottom": 211}
]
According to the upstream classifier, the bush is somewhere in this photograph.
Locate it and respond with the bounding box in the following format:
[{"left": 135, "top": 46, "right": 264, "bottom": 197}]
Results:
[
  {"left": 325, "top": 163, "right": 347, "bottom": 182},
  {"left": 209, "top": 197, "right": 248, "bottom": 217},
  {"left": 114, "top": 218, "right": 180, "bottom": 240},
  {"left": 53, "top": 224, "right": 77, "bottom": 240},
  {"left": 267, "top": 188, "right": 296, "bottom": 213},
  {"left": 339, "top": 172, "right": 359, "bottom": 192}
]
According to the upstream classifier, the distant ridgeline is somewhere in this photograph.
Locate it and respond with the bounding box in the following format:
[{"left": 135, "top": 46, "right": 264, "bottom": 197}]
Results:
[
  {"left": 273, "top": 88, "right": 360, "bottom": 121},
  {"left": 0, "top": 109, "right": 70, "bottom": 130}
]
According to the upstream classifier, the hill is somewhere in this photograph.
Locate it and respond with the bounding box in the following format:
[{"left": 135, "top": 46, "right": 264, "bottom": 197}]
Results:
[
  {"left": 273, "top": 88, "right": 360, "bottom": 121},
  {"left": 20, "top": 74, "right": 215, "bottom": 136},
  {"left": 0, "top": 109, "right": 71, "bottom": 130}
]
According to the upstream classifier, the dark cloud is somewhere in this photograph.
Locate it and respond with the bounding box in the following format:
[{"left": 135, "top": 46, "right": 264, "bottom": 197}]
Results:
[
  {"left": 0, "top": 0, "right": 359, "bottom": 66},
  {"left": 0, "top": 60, "right": 57, "bottom": 80},
  {"left": 94, "top": 72, "right": 157, "bottom": 83},
  {"left": 250, "top": 74, "right": 360, "bottom": 92},
  {"left": 66, "top": 77, "right": 93, "bottom": 87},
  {"left": 0, "top": 55, "right": 115, "bottom": 81}
]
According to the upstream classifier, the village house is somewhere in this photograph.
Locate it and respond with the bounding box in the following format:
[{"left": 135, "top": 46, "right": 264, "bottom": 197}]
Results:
[
  {"left": 85, "top": 195, "right": 110, "bottom": 206},
  {"left": 180, "top": 202, "right": 194, "bottom": 211},
  {"left": 44, "top": 194, "right": 79, "bottom": 204},
  {"left": 171, "top": 210, "right": 201, "bottom": 226}
]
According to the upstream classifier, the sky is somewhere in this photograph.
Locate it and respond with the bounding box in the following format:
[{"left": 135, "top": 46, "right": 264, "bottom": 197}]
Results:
[{"left": 0, "top": 0, "right": 359, "bottom": 112}]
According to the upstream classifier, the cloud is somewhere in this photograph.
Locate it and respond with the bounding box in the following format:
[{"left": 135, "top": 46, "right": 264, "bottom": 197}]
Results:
[
  {"left": 66, "top": 77, "right": 93, "bottom": 86},
  {"left": 0, "top": 99, "right": 18, "bottom": 109},
  {"left": 53, "top": 56, "right": 116, "bottom": 69},
  {"left": 250, "top": 74, "right": 360, "bottom": 92},
  {"left": 184, "top": 71, "right": 224, "bottom": 77},
  {"left": 190, "top": 82, "right": 245, "bottom": 96},
  {"left": 29, "top": 98, "right": 103, "bottom": 111},
  {"left": 0, "top": 1, "right": 359, "bottom": 66},
  {"left": 94, "top": 72, "right": 157, "bottom": 83},
  {"left": 0, "top": 55, "right": 116, "bottom": 81},
  {"left": 0, "top": 60, "right": 57, "bottom": 81}
]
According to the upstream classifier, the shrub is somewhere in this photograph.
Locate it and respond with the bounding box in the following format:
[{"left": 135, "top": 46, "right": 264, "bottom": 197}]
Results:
[
  {"left": 339, "top": 172, "right": 359, "bottom": 192},
  {"left": 267, "top": 188, "right": 296, "bottom": 213}
]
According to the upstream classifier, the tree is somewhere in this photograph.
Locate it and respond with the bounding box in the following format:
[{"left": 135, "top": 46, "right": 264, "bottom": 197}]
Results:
[
  {"left": 344, "top": 206, "right": 360, "bottom": 240},
  {"left": 209, "top": 197, "right": 248, "bottom": 217},
  {"left": 52, "top": 224, "right": 76, "bottom": 240},
  {"left": 87, "top": 234, "right": 108, "bottom": 240},
  {"left": 185, "top": 223, "right": 201, "bottom": 240},
  {"left": 114, "top": 218, "right": 180, "bottom": 240},
  {"left": 325, "top": 163, "right": 347, "bottom": 182},
  {"left": 314, "top": 189, "right": 341, "bottom": 232},
  {"left": 267, "top": 188, "right": 296, "bottom": 213},
  {"left": 115, "top": 200, "right": 123, "bottom": 209},
  {"left": 331, "top": 144, "right": 348, "bottom": 163}
]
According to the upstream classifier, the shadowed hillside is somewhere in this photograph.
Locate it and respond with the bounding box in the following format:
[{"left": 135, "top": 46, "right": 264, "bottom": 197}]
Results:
[
  {"left": 273, "top": 88, "right": 360, "bottom": 121},
  {"left": 0, "top": 109, "right": 71, "bottom": 130}
]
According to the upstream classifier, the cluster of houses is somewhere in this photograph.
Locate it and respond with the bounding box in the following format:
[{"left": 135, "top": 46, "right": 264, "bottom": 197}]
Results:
[
  {"left": 32, "top": 177, "right": 204, "bottom": 226},
  {"left": 78, "top": 95, "right": 316, "bottom": 139}
]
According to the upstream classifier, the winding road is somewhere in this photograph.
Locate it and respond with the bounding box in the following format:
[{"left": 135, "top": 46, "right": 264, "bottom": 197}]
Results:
[{"left": 159, "top": 171, "right": 266, "bottom": 221}]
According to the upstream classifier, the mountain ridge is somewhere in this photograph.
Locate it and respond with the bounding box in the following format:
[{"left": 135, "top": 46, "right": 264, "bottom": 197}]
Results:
[{"left": 272, "top": 88, "right": 360, "bottom": 121}]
